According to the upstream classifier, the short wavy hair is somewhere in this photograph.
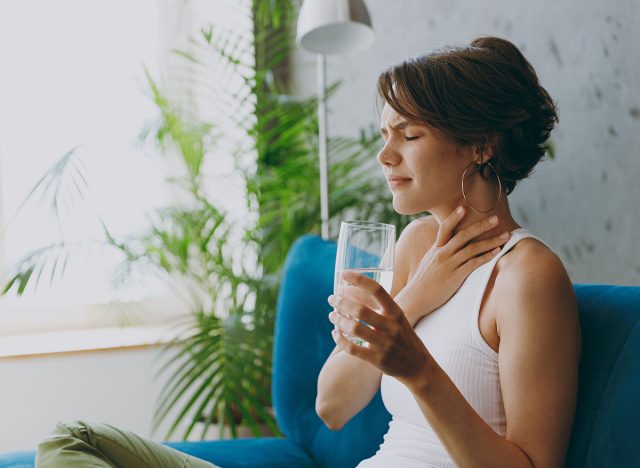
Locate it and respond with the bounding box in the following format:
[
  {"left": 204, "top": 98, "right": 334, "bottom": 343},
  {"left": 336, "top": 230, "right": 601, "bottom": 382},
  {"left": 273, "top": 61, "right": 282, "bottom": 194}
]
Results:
[{"left": 377, "top": 36, "right": 558, "bottom": 195}]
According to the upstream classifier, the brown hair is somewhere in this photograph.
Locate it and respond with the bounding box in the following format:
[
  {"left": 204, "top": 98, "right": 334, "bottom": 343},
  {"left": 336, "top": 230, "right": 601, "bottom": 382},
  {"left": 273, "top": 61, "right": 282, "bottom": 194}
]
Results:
[{"left": 377, "top": 36, "right": 558, "bottom": 195}]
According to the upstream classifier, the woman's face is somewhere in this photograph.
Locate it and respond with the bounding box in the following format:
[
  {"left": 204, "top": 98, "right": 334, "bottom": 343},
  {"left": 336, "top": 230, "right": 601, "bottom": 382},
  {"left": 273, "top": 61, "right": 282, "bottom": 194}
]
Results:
[{"left": 377, "top": 103, "right": 473, "bottom": 215}]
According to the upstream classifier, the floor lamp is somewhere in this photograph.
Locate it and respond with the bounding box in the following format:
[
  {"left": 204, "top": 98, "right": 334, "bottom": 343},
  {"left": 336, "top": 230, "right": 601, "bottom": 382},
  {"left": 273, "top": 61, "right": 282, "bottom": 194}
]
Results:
[{"left": 296, "top": 0, "right": 375, "bottom": 240}]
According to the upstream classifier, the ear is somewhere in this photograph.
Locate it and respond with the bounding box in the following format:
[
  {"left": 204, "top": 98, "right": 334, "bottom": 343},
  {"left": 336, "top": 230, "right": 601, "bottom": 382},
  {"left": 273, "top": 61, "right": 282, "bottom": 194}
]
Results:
[{"left": 474, "top": 136, "right": 497, "bottom": 164}]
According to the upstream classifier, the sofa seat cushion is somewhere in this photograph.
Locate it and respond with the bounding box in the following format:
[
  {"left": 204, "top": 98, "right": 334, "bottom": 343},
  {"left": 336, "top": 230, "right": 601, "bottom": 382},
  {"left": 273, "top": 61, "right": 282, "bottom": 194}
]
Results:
[
  {"left": 0, "top": 438, "right": 316, "bottom": 468},
  {"left": 0, "top": 451, "right": 34, "bottom": 468},
  {"left": 165, "top": 437, "right": 317, "bottom": 467}
]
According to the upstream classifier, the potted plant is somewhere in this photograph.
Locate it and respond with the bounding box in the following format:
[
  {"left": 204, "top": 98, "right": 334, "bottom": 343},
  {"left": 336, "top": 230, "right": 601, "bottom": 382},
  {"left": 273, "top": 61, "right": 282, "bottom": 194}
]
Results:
[{"left": 2, "top": 0, "right": 413, "bottom": 441}]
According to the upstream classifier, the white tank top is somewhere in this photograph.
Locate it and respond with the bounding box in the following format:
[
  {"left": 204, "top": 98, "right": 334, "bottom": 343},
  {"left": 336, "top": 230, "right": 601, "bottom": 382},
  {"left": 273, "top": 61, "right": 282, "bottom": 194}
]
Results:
[{"left": 357, "top": 227, "right": 551, "bottom": 467}]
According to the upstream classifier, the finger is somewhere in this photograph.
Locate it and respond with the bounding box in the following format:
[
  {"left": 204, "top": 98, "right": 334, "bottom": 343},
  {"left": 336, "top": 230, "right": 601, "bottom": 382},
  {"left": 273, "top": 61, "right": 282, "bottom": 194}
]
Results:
[
  {"left": 336, "top": 284, "right": 378, "bottom": 311},
  {"left": 446, "top": 214, "right": 499, "bottom": 253},
  {"left": 332, "top": 328, "right": 373, "bottom": 358},
  {"left": 341, "top": 271, "right": 398, "bottom": 317},
  {"left": 460, "top": 246, "right": 502, "bottom": 276},
  {"left": 329, "top": 294, "right": 389, "bottom": 332},
  {"left": 329, "top": 310, "right": 378, "bottom": 343},
  {"left": 452, "top": 230, "right": 510, "bottom": 265},
  {"left": 434, "top": 206, "right": 466, "bottom": 247}
]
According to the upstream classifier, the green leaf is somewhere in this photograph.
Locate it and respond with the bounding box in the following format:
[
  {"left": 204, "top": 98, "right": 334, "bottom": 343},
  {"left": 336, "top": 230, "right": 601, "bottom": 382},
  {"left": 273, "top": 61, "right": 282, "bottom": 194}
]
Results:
[{"left": 16, "top": 265, "right": 35, "bottom": 295}]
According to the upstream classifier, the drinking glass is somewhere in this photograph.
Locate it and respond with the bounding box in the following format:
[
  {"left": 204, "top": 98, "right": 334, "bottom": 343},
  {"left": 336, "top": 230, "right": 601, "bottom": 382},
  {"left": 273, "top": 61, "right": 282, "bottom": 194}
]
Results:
[{"left": 333, "top": 221, "right": 395, "bottom": 347}]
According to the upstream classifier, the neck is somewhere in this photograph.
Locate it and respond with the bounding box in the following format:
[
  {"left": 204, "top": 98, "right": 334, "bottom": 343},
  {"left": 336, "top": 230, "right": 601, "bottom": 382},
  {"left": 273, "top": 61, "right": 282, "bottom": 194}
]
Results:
[{"left": 429, "top": 193, "right": 521, "bottom": 242}]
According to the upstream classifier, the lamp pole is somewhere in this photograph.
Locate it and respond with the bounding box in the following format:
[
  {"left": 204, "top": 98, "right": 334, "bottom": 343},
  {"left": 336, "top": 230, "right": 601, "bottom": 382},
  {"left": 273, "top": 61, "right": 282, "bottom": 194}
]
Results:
[
  {"left": 317, "top": 53, "right": 330, "bottom": 240},
  {"left": 296, "top": 0, "right": 375, "bottom": 241}
]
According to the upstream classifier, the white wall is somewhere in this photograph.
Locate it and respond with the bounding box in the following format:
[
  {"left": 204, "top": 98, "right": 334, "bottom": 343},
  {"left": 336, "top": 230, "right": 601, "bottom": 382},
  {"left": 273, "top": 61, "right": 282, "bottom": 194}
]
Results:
[
  {"left": 0, "top": 0, "right": 257, "bottom": 454},
  {"left": 0, "top": 347, "right": 172, "bottom": 452},
  {"left": 292, "top": 0, "right": 640, "bottom": 285}
]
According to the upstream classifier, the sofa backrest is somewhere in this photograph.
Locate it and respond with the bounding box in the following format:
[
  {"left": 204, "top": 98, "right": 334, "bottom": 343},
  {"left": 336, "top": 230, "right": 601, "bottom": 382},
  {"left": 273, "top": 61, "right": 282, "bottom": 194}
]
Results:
[
  {"left": 272, "top": 235, "right": 640, "bottom": 468},
  {"left": 566, "top": 284, "right": 640, "bottom": 467},
  {"left": 272, "top": 235, "right": 390, "bottom": 467}
]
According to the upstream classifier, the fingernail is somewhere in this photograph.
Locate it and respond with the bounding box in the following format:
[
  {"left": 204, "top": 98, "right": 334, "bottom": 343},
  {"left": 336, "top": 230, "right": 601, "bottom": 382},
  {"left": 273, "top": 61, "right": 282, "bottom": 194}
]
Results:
[
  {"left": 328, "top": 311, "right": 336, "bottom": 322},
  {"left": 327, "top": 295, "right": 334, "bottom": 305},
  {"left": 492, "top": 247, "right": 501, "bottom": 254},
  {"left": 456, "top": 206, "right": 464, "bottom": 215},
  {"left": 489, "top": 216, "right": 498, "bottom": 225},
  {"left": 500, "top": 231, "right": 509, "bottom": 239}
]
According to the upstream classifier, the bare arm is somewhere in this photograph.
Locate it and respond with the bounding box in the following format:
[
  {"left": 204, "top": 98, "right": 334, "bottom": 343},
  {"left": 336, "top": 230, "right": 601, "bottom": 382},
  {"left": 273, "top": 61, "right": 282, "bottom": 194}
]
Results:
[{"left": 399, "top": 245, "right": 580, "bottom": 467}]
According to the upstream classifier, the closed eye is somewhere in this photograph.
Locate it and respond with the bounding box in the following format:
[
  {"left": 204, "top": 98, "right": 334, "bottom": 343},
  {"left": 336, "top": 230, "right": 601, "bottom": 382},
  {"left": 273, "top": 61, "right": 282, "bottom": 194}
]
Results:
[{"left": 404, "top": 136, "right": 419, "bottom": 141}]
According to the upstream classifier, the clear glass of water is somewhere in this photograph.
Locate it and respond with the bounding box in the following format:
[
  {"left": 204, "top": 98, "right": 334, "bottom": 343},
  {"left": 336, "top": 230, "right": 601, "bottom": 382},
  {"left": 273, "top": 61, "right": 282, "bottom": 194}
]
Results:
[{"left": 334, "top": 221, "right": 395, "bottom": 347}]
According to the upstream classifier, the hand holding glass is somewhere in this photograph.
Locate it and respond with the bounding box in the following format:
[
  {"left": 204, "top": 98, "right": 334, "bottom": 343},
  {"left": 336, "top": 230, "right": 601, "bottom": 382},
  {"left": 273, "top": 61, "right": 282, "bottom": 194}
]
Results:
[{"left": 333, "top": 221, "right": 395, "bottom": 347}]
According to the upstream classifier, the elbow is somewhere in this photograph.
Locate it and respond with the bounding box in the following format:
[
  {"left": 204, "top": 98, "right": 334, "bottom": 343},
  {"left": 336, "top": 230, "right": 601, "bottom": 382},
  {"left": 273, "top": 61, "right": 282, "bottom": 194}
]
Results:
[{"left": 315, "top": 400, "right": 346, "bottom": 431}]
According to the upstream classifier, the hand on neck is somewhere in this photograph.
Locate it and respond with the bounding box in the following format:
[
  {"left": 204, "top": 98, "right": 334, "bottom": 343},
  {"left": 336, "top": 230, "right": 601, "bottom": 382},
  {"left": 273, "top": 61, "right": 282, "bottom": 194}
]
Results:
[{"left": 430, "top": 195, "right": 520, "bottom": 243}]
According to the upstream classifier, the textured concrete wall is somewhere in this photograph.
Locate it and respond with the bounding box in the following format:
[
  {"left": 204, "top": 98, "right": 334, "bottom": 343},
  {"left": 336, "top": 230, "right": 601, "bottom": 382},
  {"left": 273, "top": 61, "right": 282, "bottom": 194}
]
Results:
[{"left": 292, "top": 0, "right": 640, "bottom": 285}]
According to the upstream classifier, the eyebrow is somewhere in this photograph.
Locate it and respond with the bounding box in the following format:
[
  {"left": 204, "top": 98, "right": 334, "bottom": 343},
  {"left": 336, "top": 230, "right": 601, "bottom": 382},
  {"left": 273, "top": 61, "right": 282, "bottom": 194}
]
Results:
[{"left": 380, "top": 120, "right": 413, "bottom": 133}]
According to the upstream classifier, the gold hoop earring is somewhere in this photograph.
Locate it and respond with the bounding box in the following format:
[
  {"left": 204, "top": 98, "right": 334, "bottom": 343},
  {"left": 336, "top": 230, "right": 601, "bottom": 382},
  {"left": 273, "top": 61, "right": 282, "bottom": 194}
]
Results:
[{"left": 461, "top": 161, "right": 502, "bottom": 213}]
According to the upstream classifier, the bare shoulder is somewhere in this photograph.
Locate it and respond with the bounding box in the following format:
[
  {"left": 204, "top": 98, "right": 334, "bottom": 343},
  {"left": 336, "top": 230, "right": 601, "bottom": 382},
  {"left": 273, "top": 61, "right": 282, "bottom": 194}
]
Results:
[
  {"left": 494, "top": 237, "right": 578, "bottom": 340},
  {"left": 497, "top": 237, "right": 572, "bottom": 293}
]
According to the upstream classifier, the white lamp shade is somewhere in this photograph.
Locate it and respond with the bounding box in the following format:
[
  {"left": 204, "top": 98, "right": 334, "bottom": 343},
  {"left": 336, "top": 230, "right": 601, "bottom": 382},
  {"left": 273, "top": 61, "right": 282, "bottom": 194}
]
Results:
[{"left": 296, "top": 0, "right": 375, "bottom": 54}]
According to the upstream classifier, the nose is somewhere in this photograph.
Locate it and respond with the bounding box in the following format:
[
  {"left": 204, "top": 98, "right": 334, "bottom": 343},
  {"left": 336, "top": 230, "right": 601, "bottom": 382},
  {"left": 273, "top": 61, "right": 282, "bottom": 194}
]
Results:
[{"left": 376, "top": 139, "right": 402, "bottom": 169}]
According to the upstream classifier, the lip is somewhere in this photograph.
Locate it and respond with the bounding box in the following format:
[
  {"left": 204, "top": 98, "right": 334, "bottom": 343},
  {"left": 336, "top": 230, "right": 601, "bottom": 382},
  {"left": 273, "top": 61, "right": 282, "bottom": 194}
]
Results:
[{"left": 387, "top": 177, "right": 412, "bottom": 188}]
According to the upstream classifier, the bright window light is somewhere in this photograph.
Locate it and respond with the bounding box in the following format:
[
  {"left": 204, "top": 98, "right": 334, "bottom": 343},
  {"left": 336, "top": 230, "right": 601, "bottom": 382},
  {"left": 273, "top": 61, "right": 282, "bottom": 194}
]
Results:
[{"left": 0, "top": 1, "right": 168, "bottom": 311}]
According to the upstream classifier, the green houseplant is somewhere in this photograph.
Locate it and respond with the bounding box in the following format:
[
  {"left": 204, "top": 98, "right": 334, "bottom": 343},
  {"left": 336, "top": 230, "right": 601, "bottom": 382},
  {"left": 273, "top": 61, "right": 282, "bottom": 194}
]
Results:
[{"left": 2, "top": 0, "right": 413, "bottom": 441}]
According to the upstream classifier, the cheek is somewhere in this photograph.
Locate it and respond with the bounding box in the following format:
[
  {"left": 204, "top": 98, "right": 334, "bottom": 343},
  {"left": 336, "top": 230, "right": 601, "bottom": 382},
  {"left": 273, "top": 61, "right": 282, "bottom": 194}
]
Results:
[{"left": 411, "top": 148, "right": 451, "bottom": 180}]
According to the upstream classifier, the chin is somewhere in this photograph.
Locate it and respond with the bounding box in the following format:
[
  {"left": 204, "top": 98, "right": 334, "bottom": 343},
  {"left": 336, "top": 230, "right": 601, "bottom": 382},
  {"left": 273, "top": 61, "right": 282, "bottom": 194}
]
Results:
[{"left": 392, "top": 198, "right": 427, "bottom": 216}]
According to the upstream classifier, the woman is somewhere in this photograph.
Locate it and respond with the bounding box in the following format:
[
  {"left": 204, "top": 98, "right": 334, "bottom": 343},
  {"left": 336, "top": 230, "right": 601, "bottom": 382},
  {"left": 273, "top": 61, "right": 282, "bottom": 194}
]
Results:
[
  {"left": 36, "top": 36, "right": 580, "bottom": 468},
  {"left": 317, "top": 36, "right": 581, "bottom": 467}
]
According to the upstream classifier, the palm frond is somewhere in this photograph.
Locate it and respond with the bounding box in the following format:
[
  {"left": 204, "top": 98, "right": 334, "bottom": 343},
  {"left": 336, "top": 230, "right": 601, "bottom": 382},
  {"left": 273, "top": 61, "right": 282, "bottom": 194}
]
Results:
[
  {"left": 2, "top": 242, "right": 86, "bottom": 295},
  {"left": 152, "top": 309, "right": 277, "bottom": 440},
  {"left": 7, "top": 147, "right": 88, "bottom": 235}
]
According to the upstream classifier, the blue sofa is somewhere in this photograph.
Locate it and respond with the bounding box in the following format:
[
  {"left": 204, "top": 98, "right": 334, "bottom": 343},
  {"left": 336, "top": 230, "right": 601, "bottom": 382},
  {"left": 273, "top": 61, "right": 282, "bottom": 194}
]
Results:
[{"left": 1, "top": 234, "right": 639, "bottom": 467}]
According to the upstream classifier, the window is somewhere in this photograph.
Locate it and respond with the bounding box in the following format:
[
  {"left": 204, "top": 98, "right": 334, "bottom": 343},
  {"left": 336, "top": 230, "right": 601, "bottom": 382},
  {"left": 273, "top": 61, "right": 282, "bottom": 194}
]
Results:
[
  {"left": 0, "top": 0, "right": 175, "bottom": 334},
  {"left": 0, "top": 0, "right": 255, "bottom": 347}
]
